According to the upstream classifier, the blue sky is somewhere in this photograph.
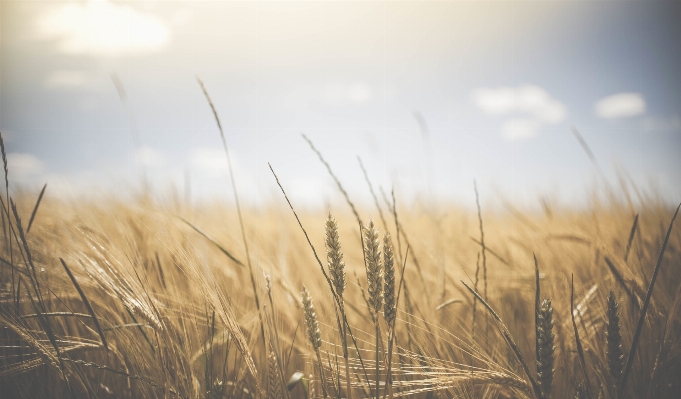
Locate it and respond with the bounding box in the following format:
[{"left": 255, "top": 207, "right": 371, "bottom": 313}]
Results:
[{"left": 1, "top": 0, "right": 680, "bottom": 208}]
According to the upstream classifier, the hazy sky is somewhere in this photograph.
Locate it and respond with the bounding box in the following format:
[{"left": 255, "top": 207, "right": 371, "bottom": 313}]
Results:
[{"left": 1, "top": 0, "right": 680, "bottom": 208}]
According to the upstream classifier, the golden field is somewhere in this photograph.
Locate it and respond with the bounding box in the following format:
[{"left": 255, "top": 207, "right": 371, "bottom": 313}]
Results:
[{"left": 1, "top": 160, "right": 680, "bottom": 399}]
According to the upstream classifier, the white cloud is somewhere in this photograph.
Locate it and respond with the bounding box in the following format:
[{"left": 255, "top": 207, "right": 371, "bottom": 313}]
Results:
[
  {"left": 348, "top": 83, "right": 373, "bottom": 104},
  {"left": 472, "top": 85, "right": 566, "bottom": 124},
  {"left": 594, "top": 93, "right": 646, "bottom": 119},
  {"left": 36, "top": 0, "right": 170, "bottom": 56},
  {"left": 7, "top": 153, "right": 45, "bottom": 180},
  {"left": 322, "top": 82, "right": 373, "bottom": 106},
  {"left": 190, "top": 148, "right": 227, "bottom": 172},
  {"left": 501, "top": 118, "right": 542, "bottom": 141},
  {"left": 44, "top": 70, "right": 96, "bottom": 89},
  {"left": 187, "top": 147, "right": 258, "bottom": 202},
  {"left": 472, "top": 84, "right": 566, "bottom": 141},
  {"left": 134, "top": 147, "right": 166, "bottom": 168}
]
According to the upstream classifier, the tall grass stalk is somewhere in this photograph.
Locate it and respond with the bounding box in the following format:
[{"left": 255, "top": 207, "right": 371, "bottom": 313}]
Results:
[
  {"left": 196, "top": 77, "right": 266, "bottom": 353},
  {"left": 301, "top": 285, "right": 328, "bottom": 399},
  {"left": 363, "top": 220, "right": 383, "bottom": 399},
  {"left": 325, "top": 213, "right": 352, "bottom": 399},
  {"left": 619, "top": 203, "right": 680, "bottom": 395},
  {"left": 605, "top": 291, "right": 623, "bottom": 388}
]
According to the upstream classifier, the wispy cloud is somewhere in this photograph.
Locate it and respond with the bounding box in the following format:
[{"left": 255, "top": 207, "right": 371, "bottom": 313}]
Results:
[
  {"left": 500, "top": 118, "right": 542, "bottom": 141},
  {"left": 189, "top": 148, "right": 227, "bottom": 172},
  {"left": 134, "top": 147, "right": 166, "bottom": 168},
  {"left": 472, "top": 85, "right": 567, "bottom": 140},
  {"left": 44, "top": 70, "right": 100, "bottom": 89},
  {"left": 321, "top": 82, "right": 373, "bottom": 106},
  {"left": 594, "top": 93, "right": 646, "bottom": 119},
  {"left": 36, "top": 0, "right": 170, "bottom": 56},
  {"left": 7, "top": 153, "right": 44, "bottom": 181}
]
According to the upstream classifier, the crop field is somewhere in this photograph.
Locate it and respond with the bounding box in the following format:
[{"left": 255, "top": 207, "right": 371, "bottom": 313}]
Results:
[{"left": 1, "top": 129, "right": 680, "bottom": 399}]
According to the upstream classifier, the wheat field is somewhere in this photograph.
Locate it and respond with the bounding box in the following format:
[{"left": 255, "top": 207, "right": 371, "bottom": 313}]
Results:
[{"left": 1, "top": 131, "right": 680, "bottom": 399}]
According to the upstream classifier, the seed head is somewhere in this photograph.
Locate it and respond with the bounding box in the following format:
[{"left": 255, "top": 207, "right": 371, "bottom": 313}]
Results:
[
  {"left": 363, "top": 220, "right": 383, "bottom": 317},
  {"left": 301, "top": 285, "right": 321, "bottom": 350},
  {"left": 268, "top": 350, "right": 283, "bottom": 399},
  {"left": 537, "top": 298, "right": 555, "bottom": 398},
  {"left": 325, "top": 213, "right": 346, "bottom": 298},
  {"left": 606, "top": 291, "right": 623, "bottom": 383},
  {"left": 383, "top": 232, "right": 396, "bottom": 325}
]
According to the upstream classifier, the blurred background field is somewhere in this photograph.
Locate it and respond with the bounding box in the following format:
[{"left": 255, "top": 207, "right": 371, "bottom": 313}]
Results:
[{"left": 1, "top": 172, "right": 679, "bottom": 398}]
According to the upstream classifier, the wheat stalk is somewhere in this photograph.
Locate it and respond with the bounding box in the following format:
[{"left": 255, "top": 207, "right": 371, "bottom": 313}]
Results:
[
  {"left": 363, "top": 219, "right": 383, "bottom": 399},
  {"left": 606, "top": 291, "right": 623, "bottom": 385},
  {"left": 268, "top": 349, "right": 283, "bottom": 399},
  {"left": 325, "top": 213, "right": 352, "bottom": 399},
  {"left": 382, "top": 232, "right": 396, "bottom": 399},
  {"left": 536, "top": 298, "right": 555, "bottom": 399},
  {"left": 301, "top": 285, "right": 328, "bottom": 398},
  {"left": 383, "top": 233, "right": 396, "bottom": 326},
  {"left": 326, "top": 213, "right": 346, "bottom": 299},
  {"left": 364, "top": 220, "right": 383, "bottom": 319}
]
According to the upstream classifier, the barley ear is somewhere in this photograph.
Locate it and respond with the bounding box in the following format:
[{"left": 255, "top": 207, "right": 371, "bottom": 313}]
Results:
[
  {"left": 325, "top": 213, "right": 346, "bottom": 299},
  {"left": 363, "top": 220, "right": 383, "bottom": 318},
  {"left": 383, "top": 232, "right": 396, "bottom": 325},
  {"left": 606, "top": 291, "right": 623, "bottom": 384},
  {"left": 301, "top": 286, "right": 321, "bottom": 350},
  {"left": 268, "top": 350, "right": 283, "bottom": 399},
  {"left": 537, "top": 298, "right": 555, "bottom": 399}
]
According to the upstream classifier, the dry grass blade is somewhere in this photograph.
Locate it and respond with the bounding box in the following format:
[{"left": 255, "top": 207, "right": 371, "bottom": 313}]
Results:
[
  {"left": 534, "top": 254, "right": 540, "bottom": 368},
  {"left": 619, "top": 203, "right": 680, "bottom": 395},
  {"left": 473, "top": 181, "right": 487, "bottom": 304},
  {"left": 59, "top": 258, "right": 108, "bottom": 351},
  {"left": 197, "top": 75, "right": 267, "bottom": 357},
  {"left": 177, "top": 215, "right": 245, "bottom": 267},
  {"left": 19, "top": 312, "right": 92, "bottom": 320},
  {"left": 461, "top": 280, "right": 542, "bottom": 399},
  {"left": 358, "top": 157, "right": 388, "bottom": 232},
  {"left": 0, "top": 311, "right": 59, "bottom": 369},
  {"left": 25, "top": 285, "right": 74, "bottom": 398},
  {"left": 26, "top": 183, "right": 47, "bottom": 234},
  {"left": 0, "top": 358, "right": 44, "bottom": 379},
  {"left": 384, "top": 246, "right": 409, "bottom": 399},
  {"left": 603, "top": 256, "right": 637, "bottom": 305},
  {"left": 269, "top": 163, "right": 372, "bottom": 388},
  {"left": 1, "top": 133, "right": 9, "bottom": 234},
  {"left": 301, "top": 133, "right": 362, "bottom": 226},
  {"left": 571, "top": 275, "right": 593, "bottom": 399},
  {"left": 11, "top": 199, "right": 44, "bottom": 310},
  {"left": 268, "top": 163, "right": 337, "bottom": 301},
  {"left": 470, "top": 237, "right": 511, "bottom": 267},
  {"left": 435, "top": 298, "right": 462, "bottom": 311},
  {"left": 570, "top": 127, "right": 601, "bottom": 173},
  {"left": 623, "top": 213, "right": 638, "bottom": 262}
]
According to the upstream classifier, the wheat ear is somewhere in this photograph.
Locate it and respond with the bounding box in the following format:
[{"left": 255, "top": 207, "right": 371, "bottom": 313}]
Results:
[
  {"left": 537, "top": 298, "right": 555, "bottom": 399},
  {"left": 383, "top": 232, "right": 396, "bottom": 325},
  {"left": 364, "top": 220, "right": 384, "bottom": 318},
  {"left": 301, "top": 286, "right": 327, "bottom": 398},
  {"left": 606, "top": 291, "right": 623, "bottom": 385},
  {"left": 382, "top": 232, "right": 396, "bottom": 399},
  {"left": 363, "top": 220, "right": 383, "bottom": 399},
  {"left": 325, "top": 213, "right": 352, "bottom": 399},
  {"left": 268, "top": 349, "right": 283, "bottom": 399},
  {"left": 326, "top": 213, "right": 346, "bottom": 298}
]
